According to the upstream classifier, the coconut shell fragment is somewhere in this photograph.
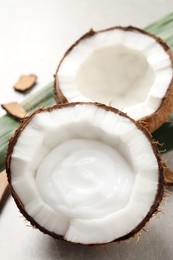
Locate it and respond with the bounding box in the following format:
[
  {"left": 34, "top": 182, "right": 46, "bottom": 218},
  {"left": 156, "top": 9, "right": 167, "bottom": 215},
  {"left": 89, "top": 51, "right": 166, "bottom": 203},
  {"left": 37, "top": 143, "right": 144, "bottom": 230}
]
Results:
[
  {"left": 0, "top": 171, "right": 9, "bottom": 205},
  {"left": 14, "top": 74, "right": 37, "bottom": 93},
  {"left": 164, "top": 167, "right": 173, "bottom": 185},
  {"left": 152, "top": 122, "right": 173, "bottom": 185},
  {"left": 1, "top": 102, "right": 28, "bottom": 120}
]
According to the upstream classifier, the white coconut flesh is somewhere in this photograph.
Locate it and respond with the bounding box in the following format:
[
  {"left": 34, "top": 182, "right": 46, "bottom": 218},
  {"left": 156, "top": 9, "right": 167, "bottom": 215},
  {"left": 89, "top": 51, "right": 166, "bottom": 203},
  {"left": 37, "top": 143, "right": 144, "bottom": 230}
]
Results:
[
  {"left": 10, "top": 103, "right": 160, "bottom": 244},
  {"left": 57, "top": 29, "right": 173, "bottom": 120}
]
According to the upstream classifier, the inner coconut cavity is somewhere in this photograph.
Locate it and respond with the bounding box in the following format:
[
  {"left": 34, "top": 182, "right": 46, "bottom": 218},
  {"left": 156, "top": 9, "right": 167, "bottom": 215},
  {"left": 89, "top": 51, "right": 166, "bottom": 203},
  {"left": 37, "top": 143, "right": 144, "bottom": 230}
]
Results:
[
  {"left": 76, "top": 45, "right": 155, "bottom": 108},
  {"left": 57, "top": 29, "right": 173, "bottom": 120},
  {"left": 10, "top": 104, "right": 159, "bottom": 244}
]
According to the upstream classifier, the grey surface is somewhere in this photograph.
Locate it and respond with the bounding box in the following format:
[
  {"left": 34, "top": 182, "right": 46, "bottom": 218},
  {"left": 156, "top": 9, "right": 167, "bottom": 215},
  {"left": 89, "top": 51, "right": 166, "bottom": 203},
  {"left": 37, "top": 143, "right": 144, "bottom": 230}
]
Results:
[
  {"left": 1, "top": 0, "right": 173, "bottom": 259},
  {"left": 0, "top": 188, "right": 173, "bottom": 260}
]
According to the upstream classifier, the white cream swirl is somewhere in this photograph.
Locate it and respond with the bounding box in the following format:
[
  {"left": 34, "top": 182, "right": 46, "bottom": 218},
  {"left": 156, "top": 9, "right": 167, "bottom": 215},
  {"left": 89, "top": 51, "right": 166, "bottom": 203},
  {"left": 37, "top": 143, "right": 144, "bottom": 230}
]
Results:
[{"left": 36, "top": 139, "right": 135, "bottom": 220}]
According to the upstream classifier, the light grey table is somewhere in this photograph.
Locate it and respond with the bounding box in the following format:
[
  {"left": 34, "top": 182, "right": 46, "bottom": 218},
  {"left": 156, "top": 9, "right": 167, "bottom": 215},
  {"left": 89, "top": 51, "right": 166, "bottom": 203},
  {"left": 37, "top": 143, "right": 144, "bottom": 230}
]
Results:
[{"left": 0, "top": 1, "right": 173, "bottom": 259}]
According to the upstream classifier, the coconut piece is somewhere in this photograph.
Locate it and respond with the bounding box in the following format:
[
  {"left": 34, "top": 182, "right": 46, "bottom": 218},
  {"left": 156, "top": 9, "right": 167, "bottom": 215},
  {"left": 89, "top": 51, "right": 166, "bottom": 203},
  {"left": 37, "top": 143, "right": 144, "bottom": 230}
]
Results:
[
  {"left": 6, "top": 102, "right": 163, "bottom": 245},
  {"left": 164, "top": 167, "right": 173, "bottom": 185},
  {"left": 1, "top": 102, "right": 28, "bottom": 120},
  {"left": 0, "top": 171, "right": 9, "bottom": 204},
  {"left": 54, "top": 26, "right": 173, "bottom": 133},
  {"left": 14, "top": 74, "right": 37, "bottom": 92},
  {"left": 152, "top": 122, "right": 173, "bottom": 185},
  {"left": 161, "top": 151, "right": 173, "bottom": 185}
]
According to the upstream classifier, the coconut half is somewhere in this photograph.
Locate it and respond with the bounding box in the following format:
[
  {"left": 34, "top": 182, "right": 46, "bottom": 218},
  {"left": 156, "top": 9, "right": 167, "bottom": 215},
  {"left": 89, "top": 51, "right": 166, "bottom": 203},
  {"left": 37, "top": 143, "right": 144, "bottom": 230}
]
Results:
[
  {"left": 6, "top": 103, "right": 163, "bottom": 245},
  {"left": 54, "top": 26, "right": 173, "bottom": 132}
]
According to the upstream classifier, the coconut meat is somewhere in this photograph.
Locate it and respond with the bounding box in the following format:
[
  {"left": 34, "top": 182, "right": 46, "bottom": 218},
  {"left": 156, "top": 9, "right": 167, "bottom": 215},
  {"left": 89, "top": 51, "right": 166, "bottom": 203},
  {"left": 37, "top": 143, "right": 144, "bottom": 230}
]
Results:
[
  {"left": 10, "top": 104, "right": 159, "bottom": 244},
  {"left": 57, "top": 29, "right": 173, "bottom": 120}
]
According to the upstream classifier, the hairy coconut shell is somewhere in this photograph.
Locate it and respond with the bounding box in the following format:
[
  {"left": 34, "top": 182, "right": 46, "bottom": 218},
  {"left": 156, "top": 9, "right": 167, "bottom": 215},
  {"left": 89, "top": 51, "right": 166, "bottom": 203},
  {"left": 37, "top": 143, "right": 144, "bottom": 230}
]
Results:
[{"left": 163, "top": 167, "right": 173, "bottom": 186}]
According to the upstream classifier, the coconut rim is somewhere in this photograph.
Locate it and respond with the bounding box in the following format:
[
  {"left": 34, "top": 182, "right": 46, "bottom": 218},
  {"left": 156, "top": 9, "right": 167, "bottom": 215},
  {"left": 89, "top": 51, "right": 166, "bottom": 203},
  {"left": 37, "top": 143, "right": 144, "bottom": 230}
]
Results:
[
  {"left": 54, "top": 26, "right": 173, "bottom": 132},
  {"left": 6, "top": 102, "right": 164, "bottom": 245}
]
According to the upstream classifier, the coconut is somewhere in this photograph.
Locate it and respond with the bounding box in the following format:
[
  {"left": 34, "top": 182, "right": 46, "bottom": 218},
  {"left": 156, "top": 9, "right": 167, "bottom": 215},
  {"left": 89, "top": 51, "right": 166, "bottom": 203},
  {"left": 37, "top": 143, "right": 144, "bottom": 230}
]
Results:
[
  {"left": 152, "top": 122, "right": 173, "bottom": 185},
  {"left": 6, "top": 103, "right": 163, "bottom": 245},
  {"left": 54, "top": 26, "right": 173, "bottom": 133}
]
